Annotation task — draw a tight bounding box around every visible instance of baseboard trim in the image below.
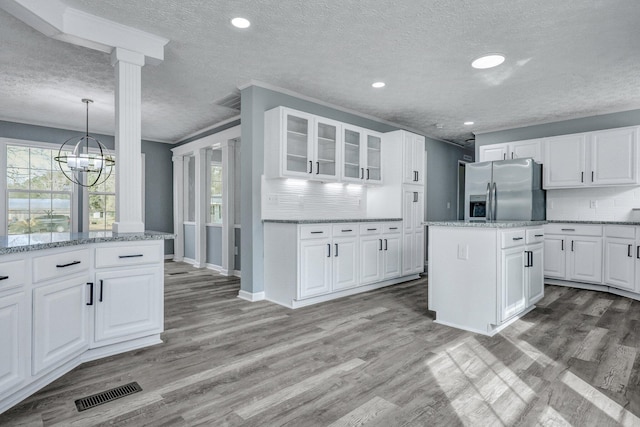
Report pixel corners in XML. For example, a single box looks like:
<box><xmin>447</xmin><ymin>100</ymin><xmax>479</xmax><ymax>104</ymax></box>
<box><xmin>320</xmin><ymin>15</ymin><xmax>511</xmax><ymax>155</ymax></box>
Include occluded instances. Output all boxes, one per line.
<box><xmin>238</xmin><ymin>290</ymin><xmax>265</xmax><ymax>302</ymax></box>
<box><xmin>164</xmin><ymin>254</ymin><xmax>175</xmax><ymax>260</ymax></box>
<box><xmin>545</xmin><ymin>278</ymin><xmax>640</xmax><ymax>301</ymax></box>
<box><xmin>434</xmin><ymin>305</ymin><xmax>536</xmax><ymax>337</ymax></box>
<box><xmin>181</xmin><ymin>257</ymin><xmax>196</xmax><ymax>265</ymax></box>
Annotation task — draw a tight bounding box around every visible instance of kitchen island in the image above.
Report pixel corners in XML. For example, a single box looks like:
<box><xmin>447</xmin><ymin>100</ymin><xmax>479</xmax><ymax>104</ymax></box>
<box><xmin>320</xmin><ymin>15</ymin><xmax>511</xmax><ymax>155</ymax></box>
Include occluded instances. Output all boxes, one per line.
<box><xmin>426</xmin><ymin>221</ymin><xmax>546</xmax><ymax>336</ymax></box>
<box><xmin>0</xmin><ymin>231</ymin><xmax>174</xmax><ymax>414</ymax></box>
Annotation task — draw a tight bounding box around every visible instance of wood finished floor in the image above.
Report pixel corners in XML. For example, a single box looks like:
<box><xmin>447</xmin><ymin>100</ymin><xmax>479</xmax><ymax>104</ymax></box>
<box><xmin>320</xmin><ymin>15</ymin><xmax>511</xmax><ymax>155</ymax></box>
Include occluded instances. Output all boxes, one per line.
<box><xmin>2</xmin><ymin>262</ymin><xmax>640</xmax><ymax>426</ymax></box>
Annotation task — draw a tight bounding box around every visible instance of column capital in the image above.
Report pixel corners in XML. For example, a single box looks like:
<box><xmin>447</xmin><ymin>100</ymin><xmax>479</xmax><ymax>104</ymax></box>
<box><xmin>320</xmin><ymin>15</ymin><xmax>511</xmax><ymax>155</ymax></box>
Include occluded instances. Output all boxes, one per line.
<box><xmin>110</xmin><ymin>47</ymin><xmax>145</xmax><ymax>67</ymax></box>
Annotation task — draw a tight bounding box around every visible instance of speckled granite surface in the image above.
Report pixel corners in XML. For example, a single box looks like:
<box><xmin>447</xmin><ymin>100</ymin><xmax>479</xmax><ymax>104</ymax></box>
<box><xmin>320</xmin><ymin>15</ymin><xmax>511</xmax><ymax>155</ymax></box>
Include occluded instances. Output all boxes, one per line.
<box><xmin>0</xmin><ymin>230</ymin><xmax>175</xmax><ymax>255</ymax></box>
<box><xmin>263</xmin><ymin>218</ymin><xmax>402</xmax><ymax>224</ymax></box>
<box><xmin>547</xmin><ymin>220</ymin><xmax>640</xmax><ymax>225</ymax></box>
<box><xmin>424</xmin><ymin>220</ymin><xmax>548</xmax><ymax>228</ymax></box>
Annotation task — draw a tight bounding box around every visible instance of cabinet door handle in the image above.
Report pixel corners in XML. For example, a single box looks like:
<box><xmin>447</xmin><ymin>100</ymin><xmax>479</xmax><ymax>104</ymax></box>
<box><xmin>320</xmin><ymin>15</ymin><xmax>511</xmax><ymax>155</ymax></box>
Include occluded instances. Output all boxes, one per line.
<box><xmin>341</xmin><ymin>229</ymin><xmax>352</xmax><ymax>232</ymax></box>
<box><xmin>335</xmin><ymin>243</ymin><xmax>338</xmax><ymax>257</ymax></box>
<box><xmin>384</xmin><ymin>239</ymin><xmax>388</xmax><ymax>250</ymax></box>
<box><xmin>367</xmin><ymin>228</ymin><xmax>377</xmax><ymax>231</ymax></box>
<box><xmin>379</xmin><ymin>239</ymin><xmax>383</xmax><ymax>251</ymax></box>
<box><xmin>389</xmin><ymin>227</ymin><xmax>398</xmax><ymax>230</ymax></box>
<box><xmin>0</xmin><ymin>275</ymin><xmax>8</xmax><ymax>281</ymax></box>
<box><xmin>629</xmin><ymin>244</ymin><xmax>633</xmax><ymax>257</ymax></box>
<box><xmin>86</xmin><ymin>282</ymin><xmax>93</xmax><ymax>306</ymax></box>
<box><xmin>535</xmin><ymin>234</ymin><xmax>544</xmax><ymax>237</ymax></box>
<box><xmin>637</xmin><ymin>245</ymin><xmax>639</xmax><ymax>259</ymax></box>
<box><xmin>524</xmin><ymin>251</ymin><xmax>530</xmax><ymax>267</ymax></box>
<box><xmin>591</xmin><ymin>171</ymin><xmax>594</xmax><ymax>182</ymax></box>
<box><xmin>316</xmin><ymin>161</ymin><xmax>320</xmax><ymax>175</ymax></box>
<box><xmin>561</xmin><ymin>228</ymin><xmax>575</xmax><ymax>232</ymax></box>
<box><xmin>56</xmin><ymin>260</ymin><xmax>81</xmax><ymax>268</ymax></box>
<box><xmin>310</xmin><ymin>231</ymin><xmax>324</xmax><ymax>234</ymax></box>
<box><xmin>511</xmin><ymin>152</ymin><xmax>514</xmax><ymax>159</ymax></box>
<box><xmin>503</xmin><ymin>153</ymin><xmax>506</xmax><ymax>160</ymax></box>
<box><xmin>308</xmin><ymin>160</ymin><xmax>313</xmax><ymax>174</ymax></box>
<box><xmin>366</xmin><ymin>169</ymin><xmax>370</xmax><ymax>180</ymax></box>
<box><xmin>99</xmin><ymin>279</ymin><xmax>104</xmax><ymax>302</ymax></box>
<box><xmin>414</xmin><ymin>192</ymin><xmax>418</xmax><ymax>202</ymax></box>
<box><xmin>561</xmin><ymin>240</ymin><xmax>564</xmax><ymax>251</ymax></box>
<box><xmin>530</xmin><ymin>251</ymin><xmax>534</xmax><ymax>267</ymax></box>
<box><xmin>581</xmin><ymin>172</ymin><xmax>584</xmax><ymax>182</ymax></box>
<box><xmin>360</xmin><ymin>168</ymin><xmax>364</xmax><ymax>179</ymax></box>
<box><xmin>512</xmin><ymin>237</ymin><xmax>523</xmax><ymax>241</ymax></box>
<box><xmin>119</xmin><ymin>254</ymin><xmax>143</xmax><ymax>259</ymax></box>
<box><xmin>571</xmin><ymin>240</ymin><xmax>574</xmax><ymax>251</ymax></box>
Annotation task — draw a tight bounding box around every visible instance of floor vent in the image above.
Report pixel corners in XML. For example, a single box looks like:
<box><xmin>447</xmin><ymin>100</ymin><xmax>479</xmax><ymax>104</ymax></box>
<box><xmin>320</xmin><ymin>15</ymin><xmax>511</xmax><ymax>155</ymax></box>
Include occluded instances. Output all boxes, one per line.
<box><xmin>75</xmin><ymin>382</ymin><xmax>142</xmax><ymax>412</ymax></box>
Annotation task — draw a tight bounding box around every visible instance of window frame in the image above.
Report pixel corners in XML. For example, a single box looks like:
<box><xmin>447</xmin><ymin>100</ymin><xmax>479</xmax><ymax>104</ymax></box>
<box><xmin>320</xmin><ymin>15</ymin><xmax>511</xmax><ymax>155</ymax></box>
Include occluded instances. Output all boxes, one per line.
<box><xmin>1</xmin><ymin>138</ymin><xmax>80</xmax><ymax>235</ymax></box>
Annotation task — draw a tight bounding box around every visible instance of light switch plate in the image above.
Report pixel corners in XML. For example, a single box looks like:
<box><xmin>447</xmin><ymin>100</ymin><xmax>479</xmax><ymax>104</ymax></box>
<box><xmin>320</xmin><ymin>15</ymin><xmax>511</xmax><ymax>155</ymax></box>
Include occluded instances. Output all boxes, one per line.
<box><xmin>457</xmin><ymin>244</ymin><xmax>469</xmax><ymax>260</ymax></box>
<box><xmin>590</xmin><ymin>200</ymin><xmax>598</xmax><ymax>208</ymax></box>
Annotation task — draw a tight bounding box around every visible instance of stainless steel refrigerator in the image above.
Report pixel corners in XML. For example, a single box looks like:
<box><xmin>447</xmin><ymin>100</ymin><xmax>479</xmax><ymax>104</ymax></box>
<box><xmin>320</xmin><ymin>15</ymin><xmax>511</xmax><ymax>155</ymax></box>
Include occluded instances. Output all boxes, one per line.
<box><xmin>464</xmin><ymin>158</ymin><xmax>545</xmax><ymax>221</ymax></box>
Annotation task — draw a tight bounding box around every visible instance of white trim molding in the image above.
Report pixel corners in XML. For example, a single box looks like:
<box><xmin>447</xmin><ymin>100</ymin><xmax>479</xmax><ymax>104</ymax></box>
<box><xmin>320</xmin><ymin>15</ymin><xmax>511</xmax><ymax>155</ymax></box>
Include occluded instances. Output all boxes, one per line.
<box><xmin>237</xmin><ymin>290</ymin><xmax>265</xmax><ymax>302</ymax></box>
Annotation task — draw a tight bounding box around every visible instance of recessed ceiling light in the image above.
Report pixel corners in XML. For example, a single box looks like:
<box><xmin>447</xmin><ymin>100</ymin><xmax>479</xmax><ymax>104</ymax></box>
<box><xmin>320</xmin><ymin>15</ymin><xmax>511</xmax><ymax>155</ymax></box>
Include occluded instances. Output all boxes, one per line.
<box><xmin>372</xmin><ymin>82</ymin><xmax>386</xmax><ymax>88</ymax></box>
<box><xmin>464</xmin><ymin>121</ymin><xmax>474</xmax><ymax>125</ymax></box>
<box><xmin>231</xmin><ymin>17</ymin><xmax>251</xmax><ymax>29</ymax></box>
<box><xmin>471</xmin><ymin>54</ymin><xmax>505</xmax><ymax>69</ymax></box>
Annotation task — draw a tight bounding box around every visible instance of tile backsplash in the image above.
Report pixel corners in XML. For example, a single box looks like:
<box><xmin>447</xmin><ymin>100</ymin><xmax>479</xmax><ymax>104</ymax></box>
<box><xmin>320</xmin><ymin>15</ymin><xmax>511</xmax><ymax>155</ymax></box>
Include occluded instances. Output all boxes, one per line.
<box><xmin>547</xmin><ymin>186</ymin><xmax>640</xmax><ymax>221</ymax></box>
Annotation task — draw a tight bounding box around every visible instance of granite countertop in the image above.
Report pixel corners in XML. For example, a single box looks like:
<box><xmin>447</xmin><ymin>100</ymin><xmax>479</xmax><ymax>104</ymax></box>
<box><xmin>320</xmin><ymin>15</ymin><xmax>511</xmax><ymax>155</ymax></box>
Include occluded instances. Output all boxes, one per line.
<box><xmin>0</xmin><ymin>230</ymin><xmax>175</xmax><ymax>255</ymax></box>
<box><xmin>547</xmin><ymin>220</ymin><xmax>640</xmax><ymax>225</ymax></box>
<box><xmin>263</xmin><ymin>218</ymin><xmax>402</xmax><ymax>224</ymax></box>
<box><xmin>424</xmin><ymin>220</ymin><xmax>548</xmax><ymax>228</ymax></box>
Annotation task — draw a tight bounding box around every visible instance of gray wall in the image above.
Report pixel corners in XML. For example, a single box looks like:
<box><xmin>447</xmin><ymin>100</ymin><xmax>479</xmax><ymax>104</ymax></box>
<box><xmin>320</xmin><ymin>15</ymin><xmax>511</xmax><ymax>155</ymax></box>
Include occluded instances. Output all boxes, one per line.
<box><xmin>475</xmin><ymin>109</ymin><xmax>640</xmax><ymax>157</ymax></box>
<box><xmin>240</xmin><ymin>85</ymin><xmax>470</xmax><ymax>294</ymax></box>
<box><xmin>183</xmin><ymin>223</ymin><xmax>195</xmax><ymax>259</ymax></box>
<box><xmin>206</xmin><ymin>225</ymin><xmax>222</xmax><ymax>266</ymax></box>
<box><xmin>0</xmin><ymin>120</ymin><xmax>175</xmax><ymax>255</ymax></box>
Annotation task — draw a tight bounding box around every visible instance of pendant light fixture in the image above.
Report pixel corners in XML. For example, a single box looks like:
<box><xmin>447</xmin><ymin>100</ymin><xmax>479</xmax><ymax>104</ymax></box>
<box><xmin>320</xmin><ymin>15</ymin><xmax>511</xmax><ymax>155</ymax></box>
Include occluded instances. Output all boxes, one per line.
<box><xmin>54</xmin><ymin>99</ymin><xmax>115</xmax><ymax>188</ymax></box>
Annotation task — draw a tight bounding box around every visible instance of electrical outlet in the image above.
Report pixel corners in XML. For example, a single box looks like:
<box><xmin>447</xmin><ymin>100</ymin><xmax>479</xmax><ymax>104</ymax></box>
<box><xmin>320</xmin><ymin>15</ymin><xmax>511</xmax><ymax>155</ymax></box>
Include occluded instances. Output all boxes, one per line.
<box><xmin>267</xmin><ymin>194</ymin><xmax>278</xmax><ymax>203</ymax></box>
<box><xmin>457</xmin><ymin>244</ymin><xmax>469</xmax><ymax>260</ymax></box>
<box><xmin>590</xmin><ymin>200</ymin><xmax>598</xmax><ymax>209</ymax></box>
<box><xmin>446</xmin><ymin>201</ymin><xmax>451</xmax><ymax>209</ymax></box>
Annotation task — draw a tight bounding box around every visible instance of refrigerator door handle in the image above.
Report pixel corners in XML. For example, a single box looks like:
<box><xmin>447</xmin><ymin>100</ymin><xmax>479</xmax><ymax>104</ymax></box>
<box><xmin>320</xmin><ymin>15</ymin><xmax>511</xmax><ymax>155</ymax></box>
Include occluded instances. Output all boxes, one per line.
<box><xmin>491</xmin><ymin>182</ymin><xmax>497</xmax><ymax>221</ymax></box>
<box><xmin>485</xmin><ymin>183</ymin><xmax>492</xmax><ymax>221</ymax></box>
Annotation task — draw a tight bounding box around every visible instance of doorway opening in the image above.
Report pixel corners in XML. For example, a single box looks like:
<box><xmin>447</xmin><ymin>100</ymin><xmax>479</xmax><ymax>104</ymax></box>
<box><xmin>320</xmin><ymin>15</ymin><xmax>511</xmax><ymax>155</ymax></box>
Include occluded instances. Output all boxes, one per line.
<box><xmin>457</xmin><ymin>160</ymin><xmax>467</xmax><ymax>221</ymax></box>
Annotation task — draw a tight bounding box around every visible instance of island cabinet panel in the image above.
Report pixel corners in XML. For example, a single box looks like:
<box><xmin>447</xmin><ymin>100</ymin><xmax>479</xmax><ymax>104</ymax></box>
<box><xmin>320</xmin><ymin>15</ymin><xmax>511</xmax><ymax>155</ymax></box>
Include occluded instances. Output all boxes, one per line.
<box><xmin>428</xmin><ymin>224</ymin><xmax>544</xmax><ymax>336</ymax></box>
<box><xmin>32</xmin><ymin>275</ymin><xmax>89</xmax><ymax>376</ymax></box>
<box><xmin>0</xmin><ymin>291</ymin><xmax>27</xmax><ymax>398</ymax></box>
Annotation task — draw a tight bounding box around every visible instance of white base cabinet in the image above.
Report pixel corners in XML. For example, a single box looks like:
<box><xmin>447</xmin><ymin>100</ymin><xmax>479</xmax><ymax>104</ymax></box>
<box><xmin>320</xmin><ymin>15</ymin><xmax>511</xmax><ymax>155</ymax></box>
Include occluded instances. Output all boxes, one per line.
<box><xmin>0</xmin><ymin>238</ymin><xmax>167</xmax><ymax>415</ymax></box>
<box><xmin>264</xmin><ymin>221</ymin><xmax>417</xmax><ymax>308</ymax></box>
<box><xmin>428</xmin><ymin>225</ymin><xmax>544</xmax><ymax>336</ymax></box>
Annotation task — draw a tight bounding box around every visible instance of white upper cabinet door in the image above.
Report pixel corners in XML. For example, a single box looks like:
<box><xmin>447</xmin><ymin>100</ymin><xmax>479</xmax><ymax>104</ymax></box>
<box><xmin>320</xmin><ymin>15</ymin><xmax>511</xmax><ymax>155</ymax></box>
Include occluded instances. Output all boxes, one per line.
<box><xmin>403</xmin><ymin>133</ymin><xmax>425</xmax><ymax>184</ymax></box>
<box><xmin>590</xmin><ymin>127</ymin><xmax>638</xmax><ymax>186</ymax></box>
<box><xmin>313</xmin><ymin>118</ymin><xmax>340</xmax><ymax>181</ymax></box>
<box><xmin>478</xmin><ymin>144</ymin><xmax>508</xmax><ymax>162</ymax></box>
<box><xmin>603</xmin><ymin>238</ymin><xmax>636</xmax><ymax>291</ymax></box>
<box><xmin>543</xmin><ymin>134</ymin><xmax>587</xmax><ymax>189</ymax></box>
<box><xmin>364</xmin><ymin>132</ymin><xmax>383</xmax><ymax>184</ymax></box>
<box><xmin>341</xmin><ymin>126</ymin><xmax>364</xmax><ymax>183</ymax></box>
<box><xmin>510</xmin><ymin>139</ymin><xmax>543</xmax><ymax>163</ymax></box>
<box><xmin>283</xmin><ymin>111</ymin><xmax>314</xmax><ymax>178</ymax></box>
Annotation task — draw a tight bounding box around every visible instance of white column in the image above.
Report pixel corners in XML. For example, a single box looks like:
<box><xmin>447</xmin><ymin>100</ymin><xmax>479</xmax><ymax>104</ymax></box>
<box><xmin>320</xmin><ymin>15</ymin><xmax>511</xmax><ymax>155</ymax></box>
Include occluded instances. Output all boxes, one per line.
<box><xmin>172</xmin><ymin>155</ymin><xmax>184</xmax><ymax>261</ymax></box>
<box><xmin>221</xmin><ymin>140</ymin><xmax>235</xmax><ymax>275</ymax></box>
<box><xmin>194</xmin><ymin>148</ymin><xmax>207</xmax><ymax>268</ymax></box>
<box><xmin>111</xmin><ymin>47</ymin><xmax>145</xmax><ymax>233</ymax></box>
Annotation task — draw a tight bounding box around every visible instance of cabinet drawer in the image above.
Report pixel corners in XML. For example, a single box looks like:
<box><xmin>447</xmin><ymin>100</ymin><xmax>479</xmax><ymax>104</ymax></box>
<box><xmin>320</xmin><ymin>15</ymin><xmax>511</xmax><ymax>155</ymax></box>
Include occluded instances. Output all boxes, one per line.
<box><xmin>299</xmin><ymin>225</ymin><xmax>331</xmax><ymax>240</ymax></box>
<box><xmin>545</xmin><ymin>224</ymin><xmax>603</xmax><ymax>236</ymax></box>
<box><xmin>604</xmin><ymin>225</ymin><xmax>635</xmax><ymax>239</ymax></box>
<box><xmin>0</xmin><ymin>260</ymin><xmax>26</xmax><ymax>292</ymax></box>
<box><xmin>383</xmin><ymin>223</ymin><xmax>402</xmax><ymax>234</ymax></box>
<box><xmin>332</xmin><ymin>224</ymin><xmax>357</xmax><ymax>237</ymax></box>
<box><xmin>33</xmin><ymin>249</ymin><xmax>90</xmax><ymax>283</ymax></box>
<box><xmin>526</xmin><ymin>228</ymin><xmax>545</xmax><ymax>244</ymax></box>
<box><xmin>501</xmin><ymin>230</ymin><xmax>526</xmax><ymax>248</ymax></box>
<box><xmin>359</xmin><ymin>224</ymin><xmax>382</xmax><ymax>235</ymax></box>
<box><xmin>95</xmin><ymin>243</ymin><xmax>163</xmax><ymax>269</ymax></box>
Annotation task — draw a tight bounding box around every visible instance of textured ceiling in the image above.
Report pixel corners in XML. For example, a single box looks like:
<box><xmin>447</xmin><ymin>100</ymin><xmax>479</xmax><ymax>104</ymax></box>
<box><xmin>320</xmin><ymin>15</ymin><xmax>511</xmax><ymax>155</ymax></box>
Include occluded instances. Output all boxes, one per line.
<box><xmin>1</xmin><ymin>0</ymin><xmax>639</xmax><ymax>145</ymax></box>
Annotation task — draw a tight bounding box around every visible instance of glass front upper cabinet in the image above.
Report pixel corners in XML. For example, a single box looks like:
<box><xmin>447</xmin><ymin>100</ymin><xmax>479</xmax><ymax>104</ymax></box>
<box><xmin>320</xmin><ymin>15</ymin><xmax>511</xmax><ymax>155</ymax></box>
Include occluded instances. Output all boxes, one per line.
<box><xmin>342</xmin><ymin>127</ymin><xmax>362</xmax><ymax>182</ymax></box>
<box><xmin>284</xmin><ymin>112</ymin><xmax>312</xmax><ymax>176</ymax></box>
<box><xmin>314</xmin><ymin>119</ymin><xmax>338</xmax><ymax>180</ymax></box>
<box><xmin>366</xmin><ymin>134</ymin><xmax>382</xmax><ymax>182</ymax></box>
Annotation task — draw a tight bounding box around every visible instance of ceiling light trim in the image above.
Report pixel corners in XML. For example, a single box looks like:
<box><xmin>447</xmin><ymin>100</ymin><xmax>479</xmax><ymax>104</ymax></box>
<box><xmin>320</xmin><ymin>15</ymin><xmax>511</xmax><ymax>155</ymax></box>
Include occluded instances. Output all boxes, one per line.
<box><xmin>471</xmin><ymin>54</ymin><xmax>505</xmax><ymax>69</ymax></box>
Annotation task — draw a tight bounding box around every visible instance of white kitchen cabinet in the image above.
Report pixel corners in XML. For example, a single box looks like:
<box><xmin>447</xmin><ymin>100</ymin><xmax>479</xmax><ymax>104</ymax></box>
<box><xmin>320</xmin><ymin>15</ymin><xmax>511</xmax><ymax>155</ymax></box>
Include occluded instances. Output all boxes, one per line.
<box><xmin>0</xmin><ymin>291</ymin><xmax>27</xmax><ymax>397</ymax></box>
<box><xmin>402</xmin><ymin>132</ymin><xmax>425</xmax><ymax>185</ymax></box>
<box><xmin>501</xmin><ymin>246</ymin><xmax>526</xmax><ymax>322</ymax></box>
<box><xmin>527</xmin><ymin>243</ymin><xmax>544</xmax><ymax>305</ymax></box>
<box><xmin>382</xmin><ymin>227</ymin><xmax>402</xmax><ymax>279</ymax></box>
<box><xmin>544</xmin><ymin>224</ymin><xmax>603</xmax><ymax>285</ymax></box>
<box><xmin>332</xmin><ymin>235</ymin><xmax>358</xmax><ymax>291</ymax></box>
<box><xmin>604</xmin><ymin>237</ymin><xmax>635</xmax><ymax>291</ymax></box>
<box><xmin>402</xmin><ymin>188</ymin><xmax>424</xmax><ymax>275</ymax></box>
<box><xmin>341</xmin><ymin>126</ymin><xmax>383</xmax><ymax>184</ymax></box>
<box><xmin>478</xmin><ymin>140</ymin><xmax>542</xmax><ymax>163</ymax></box>
<box><xmin>543</xmin><ymin>126</ymin><xmax>639</xmax><ymax>189</ymax></box>
<box><xmin>359</xmin><ymin>232</ymin><xmax>382</xmax><ymax>285</ymax></box>
<box><xmin>264</xmin><ymin>107</ymin><xmax>340</xmax><ymax>181</ymax></box>
<box><xmin>93</xmin><ymin>267</ymin><xmax>163</xmax><ymax>346</ymax></box>
<box><xmin>590</xmin><ymin>127</ymin><xmax>638</xmax><ymax>186</ymax></box>
<box><xmin>32</xmin><ymin>275</ymin><xmax>89</xmax><ymax>375</ymax></box>
<box><xmin>299</xmin><ymin>238</ymin><xmax>332</xmax><ymax>298</ymax></box>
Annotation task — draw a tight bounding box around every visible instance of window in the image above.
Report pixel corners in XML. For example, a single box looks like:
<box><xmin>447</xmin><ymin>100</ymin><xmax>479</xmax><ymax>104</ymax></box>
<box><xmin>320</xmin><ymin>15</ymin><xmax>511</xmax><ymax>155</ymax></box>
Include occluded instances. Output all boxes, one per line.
<box><xmin>210</xmin><ymin>163</ymin><xmax>222</xmax><ymax>223</ymax></box>
<box><xmin>87</xmin><ymin>169</ymin><xmax>116</xmax><ymax>231</ymax></box>
<box><xmin>6</xmin><ymin>145</ymin><xmax>73</xmax><ymax>234</ymax></box>
<box><xmin>184</xmin><ymin>155</ymin><xmax>195</xmax><ymax>222</ymax></box>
